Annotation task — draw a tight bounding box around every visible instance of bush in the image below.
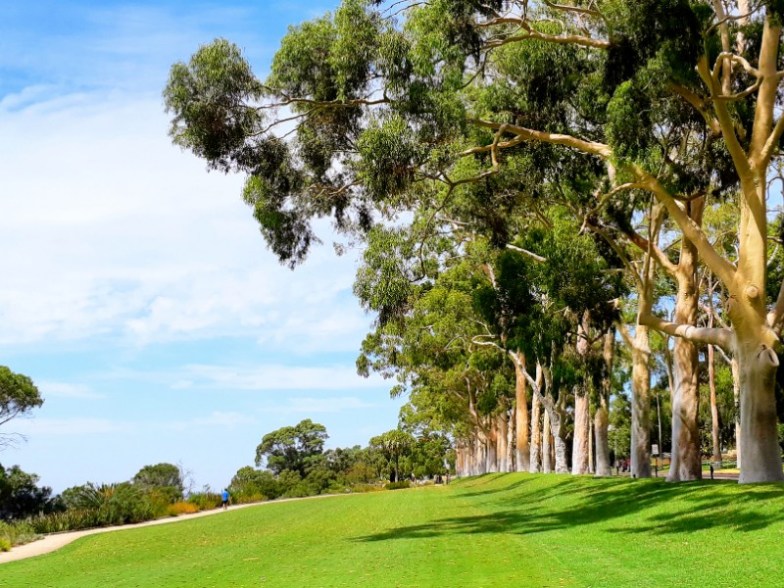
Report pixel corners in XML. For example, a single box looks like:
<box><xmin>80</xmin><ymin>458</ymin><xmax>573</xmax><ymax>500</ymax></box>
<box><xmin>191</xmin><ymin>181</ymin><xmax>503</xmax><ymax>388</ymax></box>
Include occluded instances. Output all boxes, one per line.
<box><xmin>231</xmin><ymin>491</ymin><xmax>266</xmax><ymax>505</ymax></box>
<box><xmin>166</xmin><ymin>501</ymin><xmax>199</xmax><ymax>516</ymax></box>
<box><xmin>385</xmin><ymin>481</ymin><xmax>411</xmax><ymax>490</ymax></box>
<box><xmin>187</xmin><ymin>492</ymin><xmax>222</xmax><ymax>511</ymax></box>
<box><xmin>0</xmin><ymin>537</ymin><xmax>10</xmax><ymax>552</ymax></box>
<box><xmin>349</xmin><ymin>483</ymin><xmax>384</xmax><ymax>493</ymax></box>
<box><xmin>0</xmin><ymin>520</ymin><xmax>39</xmax><ymax>548</ymax></box>
<box><xmin>28</xmin><ymin>510</ymin><xmax>96</xmax><ymax>534</ymax></box>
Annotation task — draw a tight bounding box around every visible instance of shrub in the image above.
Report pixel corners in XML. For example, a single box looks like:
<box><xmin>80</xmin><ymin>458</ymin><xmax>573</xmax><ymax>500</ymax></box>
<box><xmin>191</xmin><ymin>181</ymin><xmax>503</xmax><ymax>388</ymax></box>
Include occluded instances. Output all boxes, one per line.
<box><xmin>385</xmin><ymin>481</ymin><xmax>411</xmax><ymax>490</ymax></box>
<box><xmin>0</xmin><ymin>537</ymin><xmax>10</xmax><ymax>552</ymax></box>
<box><xmin>187</xmin><ymin>492</ymin><xmax>222</xmax><ymax>511</ymax></box>
<box><xmin>348</xmin><ymin>483</ymin><xmax>384</xmax><ymax>493</ymax></box>
<box><xmin>0</xmin><ymin>520</ymin><xmax>39</xmax><ymax>548</ymax></box>
<box><xmin>166</xmin><ymin>501</ymin><xmax>199</xmax><ymax>516</ymax></box>
<box><xmin>231</xmin><ymin>491</ymin><xmax>266</xmax><ymax>505</ymax></box>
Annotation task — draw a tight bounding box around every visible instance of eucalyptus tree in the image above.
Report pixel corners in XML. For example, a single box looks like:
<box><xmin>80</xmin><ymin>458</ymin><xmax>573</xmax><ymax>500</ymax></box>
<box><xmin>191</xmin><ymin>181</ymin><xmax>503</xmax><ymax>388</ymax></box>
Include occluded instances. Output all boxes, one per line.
<box><xmin>165</xmin><ymin>0</ymin><xmax>784</xmax><ymax>482</ymax></box>
<box><xmin>355</xmin><ymin>222</ymin><xmax>517</xmax><ymax>475</ymax></box>
<box><xmin>399</xmin><ymin>0</ymin><xmax>784</xmax><ymax>483</ymax></box>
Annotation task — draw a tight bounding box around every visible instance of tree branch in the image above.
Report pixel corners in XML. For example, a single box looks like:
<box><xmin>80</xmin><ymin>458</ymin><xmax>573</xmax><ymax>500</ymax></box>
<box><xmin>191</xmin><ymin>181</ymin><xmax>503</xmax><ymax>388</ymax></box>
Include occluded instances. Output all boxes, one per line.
<box><xmin>506</xmin><ymin>243</ymin><xmax>547</xmax><ymax>263</ymax></box>
<box><xmin>469</xmin><ymin>119</ymin><xmax>612</xmax><ymax>158</ymax></box>
<box><xmin>635</xmin><ymin>170</ymin><xmax>736</xmax><ymax>287</ymax></box>
<box><xmin>639</xmin><ymin>311</ymin><xmax>732</xmax><ymax>351</ymax></box>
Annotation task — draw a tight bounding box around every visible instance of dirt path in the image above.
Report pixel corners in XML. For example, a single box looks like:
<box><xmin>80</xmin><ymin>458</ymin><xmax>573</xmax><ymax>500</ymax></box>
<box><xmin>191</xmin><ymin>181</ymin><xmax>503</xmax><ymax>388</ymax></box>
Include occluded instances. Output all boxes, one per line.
<box><xmin>0</xmin><ymin>495</ymin><xmax>340</xmax><ymax>565</ymax></box>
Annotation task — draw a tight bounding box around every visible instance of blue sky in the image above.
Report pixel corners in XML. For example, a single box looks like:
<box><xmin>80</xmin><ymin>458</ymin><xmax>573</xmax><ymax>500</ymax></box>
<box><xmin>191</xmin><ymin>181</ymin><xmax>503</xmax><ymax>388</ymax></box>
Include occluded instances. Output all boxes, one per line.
<box><xmin>0</xmin><ymin>0</ymin><xmax>404</xmax><ymax>493</ymax></box>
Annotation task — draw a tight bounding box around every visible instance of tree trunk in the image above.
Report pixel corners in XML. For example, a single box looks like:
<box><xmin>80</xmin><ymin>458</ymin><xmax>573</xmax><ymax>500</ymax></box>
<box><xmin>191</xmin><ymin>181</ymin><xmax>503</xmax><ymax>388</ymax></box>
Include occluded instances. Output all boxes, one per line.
<box><xmin>594</xmin><ymin>329</ymin><xmax>614</xmax><ymax>477</ymax></box>
<box><xmin>456</xmin><ymin>443</ymin><xmax>466</xmax><ymax>477</ymax></box>
<box><xmin>736</xmin><ymin>334</ymin><xmax>783</xmax><ymax>482</ymax></box>
<box><xmin>668</xmin><ymin>202</ymin><xmax>703</xmax><ymax>482</ymax></box>
<box><xmin>485</xmin><ymin>425</ymin><xmax>497</xmax><ymax>473</ymax></box>
<box><xmin>631</xmin><ymin>324</ymin><xmax>652</xmax><ymax>478</ymax></box>
<box><xmin>529</xmin><ymin>368</ymin><xmax>543</xmax><ymax>473</ymax></box>
<box><xmin>588</xmin><ymin>415</ymin><xmax>595</xmax><ymax>474</ymax></box>
<box><xmin>514</xmin><ymin>352</ymin><xmax>531</xmax><ymax>472</ymax></box>
<box><xmin>708</xmin><ymin>344</ymin><xmax>723</xmax><ymax>468</ymax></box>
<box><xmin>551</xmin><ymin>399</ymin><xmax>569</xmax><ymax>474</ymax></box>
<box><xmin>543</xmin><ymin>409</ymin><xmax>552</xmax><ymax>473</ymax></box>
<box><xmin>497</xmin><ymin>414</ymin><xmax>508</xmax><ymax>473</ymax></box>
<box><xmin>731</xmin><ymin>355</ymin><xmax>742</xmax><ymax>470</ymax></box>
<box><xmin>594</xmin><ymin>397</ymin><xmax>611</xmax><ymax>476</ymax></box>
<box><xmin>572</xmin><ymin>313</ymin><xmax>591</xmax><ymax>475</ymax></box>
<box><xmin>572</xmin><ymin>390</ymin><xmax>590</xmax><ymax>475</ymax></box>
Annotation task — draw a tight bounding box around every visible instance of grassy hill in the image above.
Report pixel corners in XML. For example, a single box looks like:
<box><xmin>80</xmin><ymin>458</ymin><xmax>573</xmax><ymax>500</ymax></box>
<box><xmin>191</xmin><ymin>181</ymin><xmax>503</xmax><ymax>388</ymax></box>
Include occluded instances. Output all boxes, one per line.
<box><xmin>3</xmin><ymin>473</ymin><xmax>784</xmax><ymax>587</ymax></box>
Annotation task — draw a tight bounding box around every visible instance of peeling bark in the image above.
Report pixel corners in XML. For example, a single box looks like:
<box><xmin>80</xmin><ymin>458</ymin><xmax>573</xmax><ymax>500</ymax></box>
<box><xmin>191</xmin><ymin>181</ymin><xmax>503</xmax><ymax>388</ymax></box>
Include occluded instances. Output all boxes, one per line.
<box><xmin>667</xmin><ymin>200</ymin><xmax>703</xmax><ymax>482</ymax></box>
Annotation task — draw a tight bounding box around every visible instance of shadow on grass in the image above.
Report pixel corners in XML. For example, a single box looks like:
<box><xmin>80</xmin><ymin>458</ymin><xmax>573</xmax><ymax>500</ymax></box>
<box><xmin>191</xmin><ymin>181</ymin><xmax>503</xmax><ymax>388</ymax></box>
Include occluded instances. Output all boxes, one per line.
<box><xmin>352</xmin><ymin>474</ymin><xmax>784</xmax><ymax>543</ymax></box>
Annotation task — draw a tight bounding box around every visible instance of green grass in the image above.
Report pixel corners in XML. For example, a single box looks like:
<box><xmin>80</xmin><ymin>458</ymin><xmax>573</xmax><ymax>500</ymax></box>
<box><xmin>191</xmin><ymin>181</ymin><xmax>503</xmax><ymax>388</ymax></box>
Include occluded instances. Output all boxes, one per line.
<box><xmin>4</xmin><ymin>474</ymin><xmax>784</xmax><ymax>587</ymax></box>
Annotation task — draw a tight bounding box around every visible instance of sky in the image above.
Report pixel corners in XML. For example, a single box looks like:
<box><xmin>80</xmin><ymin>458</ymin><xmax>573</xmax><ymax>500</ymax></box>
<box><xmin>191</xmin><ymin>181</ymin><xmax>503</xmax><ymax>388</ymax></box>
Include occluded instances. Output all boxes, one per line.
<box><xmin>0</xmin><ymin>0</ymin><xmax>405</xmax><ymax>493</ymax></box>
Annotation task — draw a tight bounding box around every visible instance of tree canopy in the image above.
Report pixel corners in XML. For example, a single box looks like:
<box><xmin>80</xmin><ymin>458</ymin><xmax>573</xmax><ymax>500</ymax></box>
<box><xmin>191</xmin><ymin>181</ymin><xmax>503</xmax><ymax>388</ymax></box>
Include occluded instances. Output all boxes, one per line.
<box><xmin>255</xmin><ymin>419</ymin><xmax>329</xmax><ymax>476</ymax></box>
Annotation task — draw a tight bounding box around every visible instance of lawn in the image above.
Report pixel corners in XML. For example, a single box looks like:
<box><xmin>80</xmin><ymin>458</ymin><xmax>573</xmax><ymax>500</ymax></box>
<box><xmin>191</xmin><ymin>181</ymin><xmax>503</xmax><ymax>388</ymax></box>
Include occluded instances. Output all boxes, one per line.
<box><xmin>3</xmin><ymin>474</ymin><xmax>784</xmax><ymax>587</ymax></box>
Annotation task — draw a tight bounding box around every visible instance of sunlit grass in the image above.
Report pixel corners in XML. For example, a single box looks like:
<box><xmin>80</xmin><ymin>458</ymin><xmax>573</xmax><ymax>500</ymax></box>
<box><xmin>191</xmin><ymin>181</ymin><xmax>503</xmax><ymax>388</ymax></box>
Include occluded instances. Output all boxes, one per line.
<box><xmin>3</xmin><ymin>474</ymin><xmax>784</xmax><ymax>587</ymax></box>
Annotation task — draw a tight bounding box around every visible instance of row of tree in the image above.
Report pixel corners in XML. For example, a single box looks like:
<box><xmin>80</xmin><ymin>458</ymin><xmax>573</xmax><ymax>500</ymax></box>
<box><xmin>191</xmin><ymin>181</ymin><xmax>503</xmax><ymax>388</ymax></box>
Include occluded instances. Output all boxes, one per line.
<box><xmin>165</xmin><ymin>0</ymin><xmax>784</xmax><ymax>483</ymax></box>
<box><xmin>230</xmin><ymin>419</ymin><xmax>454</xmax><ymax>501</ymax></box>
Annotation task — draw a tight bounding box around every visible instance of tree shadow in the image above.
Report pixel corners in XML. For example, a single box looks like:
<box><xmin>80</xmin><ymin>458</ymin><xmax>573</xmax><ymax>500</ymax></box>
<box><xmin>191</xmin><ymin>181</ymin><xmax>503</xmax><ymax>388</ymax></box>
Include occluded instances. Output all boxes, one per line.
<box><xmin>352</xmin><ymin>474</ymin><xmax>784</xmax><ymax>543</ymax></box>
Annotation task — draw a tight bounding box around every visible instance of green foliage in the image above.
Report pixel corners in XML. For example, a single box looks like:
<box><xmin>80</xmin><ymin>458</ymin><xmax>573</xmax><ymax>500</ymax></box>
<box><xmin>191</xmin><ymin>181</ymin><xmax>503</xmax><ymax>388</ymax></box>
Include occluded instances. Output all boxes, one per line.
<box><xmin>0</xmin><ymin>463</ymin><xmax>59</xmax><ymax>521</ymax></box>
<box><xmin>230</xmin><ymin>466</ymin><xmax>282</xmax><ymax>502</ymax></box>
<box><xmin>164</xmin><ymin>38</ymin><xmax>263</xmax><ymax>170</ymax></box>
<box><xmin>132</xmin><ymin>463</ymin><xmax>184</xmax><ymax>504</ymax></box>
<box><xmin>384</xmin><ymin>480</ymin><xmax>411</xmax><ymax>490</ymax></box>
<box><xmin>0</xmin><ymin>366</ymin><xmax>43</xmax><ymax>431</ymax></box>
<box><xmin>186</xmin><ymin>491</ymin><xmax>222</xmax><ymax>511</ymax></box>
<box><xmin>255</xmin><ymin>419</ymin><xmax>329</xmax><ymax>477</ymax></box>
<box><xmin>0</xmin><ymin>519</ymin><xmax>38</xmax><ymax>550</ymax></box>
<box><xmin>370</xmin><ymin>429</ymin><xmax>416</xmax><ymax>482</ymax></box>
<box><xmin>603</xmin><ymin>0</ymin><xmax>703</xmax><ymax>90</ymax></box>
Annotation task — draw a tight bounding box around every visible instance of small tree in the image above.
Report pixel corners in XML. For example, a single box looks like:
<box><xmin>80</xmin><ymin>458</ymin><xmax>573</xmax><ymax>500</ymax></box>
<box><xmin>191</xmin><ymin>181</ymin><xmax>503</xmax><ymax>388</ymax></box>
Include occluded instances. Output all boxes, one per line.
<box><xmin>255</xmin><ymin>419</ymin><xmax>328</xmax><ymax>477</ymax></box>
<box><xmin>132</xmin><ymin>463</ymin><xmax>184</xmax><ymax>503</ymax></box>
<box><xmin>370</xmin><ymin>429</ymin><xmax>415</xmax><ymax>483</ymax></box>
<box><xmin>0</xmin><ymin>366</ymin><xmax>43</xmax><ymax>447</ymax></box>
<box><xmin>0</xmin><ymin>463</ymin><xmax>59</xmax><ymax>520</ymax></box>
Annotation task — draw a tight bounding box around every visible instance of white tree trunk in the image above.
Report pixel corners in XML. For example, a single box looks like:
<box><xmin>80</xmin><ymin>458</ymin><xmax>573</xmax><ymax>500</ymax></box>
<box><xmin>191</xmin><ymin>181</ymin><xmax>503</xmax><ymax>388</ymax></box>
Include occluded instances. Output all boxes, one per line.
<box><xmin>708</xmin><ymin>344</ymin><xmax>723</xmax><ymax>468</ymax></box>
<box><xmin>736</xmin><ymin>337</ymin><xmax>784</xmax><ymax>483</ymax></box>
<box><xmin>529</xmin><ymin>374</ymin><xmax>542</xmax><ymax>473</ymax></box>
<box><xmin>543</xmin><ymin>409</ymin><xmax>552</xmax><ymax>473</ymax></box>
<box><xmin>572</xmin><ymin>390</ymin><xmax>590</xmax><ymax>475</ymax></box>
<box><xmin>731</xmin><ymin>355</ymin><xmax>742</xmax><ymax>470</ymax></box>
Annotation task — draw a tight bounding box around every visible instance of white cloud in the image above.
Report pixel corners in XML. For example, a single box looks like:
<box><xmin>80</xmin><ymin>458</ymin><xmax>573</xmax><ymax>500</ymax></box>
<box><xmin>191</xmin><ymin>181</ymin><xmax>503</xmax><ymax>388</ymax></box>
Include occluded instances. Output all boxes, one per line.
<box><xmin>38</xmin><ymin>381</ymin><xmax>104</xmax><ymax>400</ymax></box>
<box><xmin>11</xmin><ymin>418</ymin><xmax>134</xmax><ymax>436</ymax></box>
<box><xmin>275</xmin><ymin>396</ymin><xmax>379</xmax><ymax>414</ymax></box>
<box><xmin>163</xmin><ymin>411</ymin><xmax>257</xmax><ymax>432</ymax></box>
<box><xmin>0</xmin><ymin>91</ymin><xmax>369</xmax><ymax>353</ymax></box>
<box><xmin>171</xmin><ymin>363</ymin><xmax>383</xmax><ymax>391</ymax></box>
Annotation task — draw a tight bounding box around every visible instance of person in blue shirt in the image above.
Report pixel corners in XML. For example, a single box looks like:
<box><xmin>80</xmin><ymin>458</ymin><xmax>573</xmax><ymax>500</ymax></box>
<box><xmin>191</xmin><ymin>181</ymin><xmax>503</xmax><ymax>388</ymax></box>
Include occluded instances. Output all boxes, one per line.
<box><xmin>221</xmin><ymin>489</ymin><xmax>230</xmax><ymax>510</ymax></box>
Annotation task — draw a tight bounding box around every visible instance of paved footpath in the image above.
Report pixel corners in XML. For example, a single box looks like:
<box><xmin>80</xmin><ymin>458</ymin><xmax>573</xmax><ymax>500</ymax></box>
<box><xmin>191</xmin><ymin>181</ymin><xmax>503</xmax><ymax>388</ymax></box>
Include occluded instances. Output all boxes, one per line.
<box><xmin>0</xmin><ymin>495</ymin><xmax>340</xmax><ymax>565</ymax></box>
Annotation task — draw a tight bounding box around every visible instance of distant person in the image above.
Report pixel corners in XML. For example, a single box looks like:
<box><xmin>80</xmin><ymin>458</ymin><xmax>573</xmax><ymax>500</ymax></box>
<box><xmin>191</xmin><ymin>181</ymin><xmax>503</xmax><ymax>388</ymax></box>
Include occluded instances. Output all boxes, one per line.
<box><xmin>221</xmin><ymin>489</ymin><xmax>230</xmax><ymax>510</ymax></box>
